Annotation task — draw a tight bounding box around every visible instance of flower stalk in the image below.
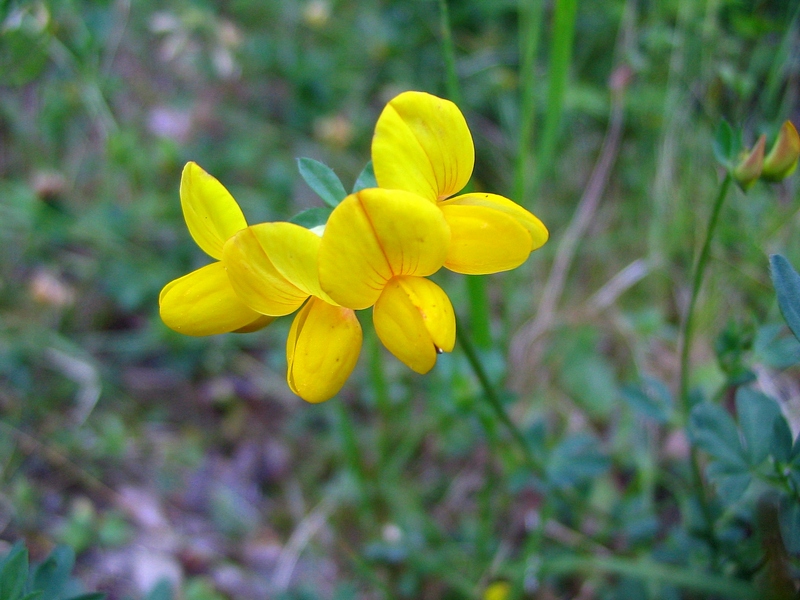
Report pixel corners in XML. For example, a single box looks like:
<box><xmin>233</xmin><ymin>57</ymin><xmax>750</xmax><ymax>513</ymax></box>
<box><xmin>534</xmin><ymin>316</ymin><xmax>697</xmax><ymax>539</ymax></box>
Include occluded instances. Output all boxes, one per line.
<box><xmin>678</xmin><ymin>172</ymin><xmax>732</xmax><ymax>417</ymax></box>
<box><xmin>456</xmin><ymin>315</ymin><xmax>539</xmax><ymax>470</ymax></box>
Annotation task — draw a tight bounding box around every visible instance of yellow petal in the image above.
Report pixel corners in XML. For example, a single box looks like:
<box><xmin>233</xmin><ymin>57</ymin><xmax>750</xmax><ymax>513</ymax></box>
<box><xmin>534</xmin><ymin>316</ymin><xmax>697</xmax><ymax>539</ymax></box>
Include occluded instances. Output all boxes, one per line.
<box><xmin>373</xmin><ymin>276</ymin><xmax>455</xmax><ymax>374</ymax></box>
<box><xmin>286</xmin><ymin>298</ymin><xmax>362</xmax><ymax>403</ymax></box>
<box><xmin>319</xmin><ymin>188</ymin><xmax>451</xmax><ymax>310</ymax></box>
<box><xmin>181</xmin><ymin>162</ymin><xmax>247</xmax><ymax>260</ymax></box>
<box><xmin>222</xmin><ymin>227</ymin><xmax>309</xmax><ymax>316</ymax></box>
<box><xmin>233</xmin><ymin>314</ymin><xmax>275</xmax><ymax>333</ymax></box>
<box><xmin>159</xmin><ymin>262</ymin><xmax>262</xmax><ymax>336</ymax></box>
<box><xmin>372</xmin><ymin>91</ymin><xmax>474</xmax><ymax>201</ymax></box>
<box><xmin>246</xmin><ymin>222</ymin><xmax>335</xmax><ymax>303</ymax></box>
<box><xmin>440</xmin><ymin>193</ymin><xmax>549</xmax><ymax>250</ymax></box>
<box><xmin>439</xmin><ymin>203</ymin><xmax>532</xmax><ymax>275</ymax></box>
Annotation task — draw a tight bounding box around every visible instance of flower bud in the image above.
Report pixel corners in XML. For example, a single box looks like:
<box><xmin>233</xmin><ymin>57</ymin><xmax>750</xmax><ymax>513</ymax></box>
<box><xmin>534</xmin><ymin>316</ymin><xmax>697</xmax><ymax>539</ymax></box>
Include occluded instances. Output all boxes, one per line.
<box><xmin>732</xmin><ymin>134</ymin><xmax>765</xmax><ymax>191</ymax></box>
<box><xmin>761</xmin><ymin>121</ymin><xmax>800</xmax><ymax>182</ymax></box>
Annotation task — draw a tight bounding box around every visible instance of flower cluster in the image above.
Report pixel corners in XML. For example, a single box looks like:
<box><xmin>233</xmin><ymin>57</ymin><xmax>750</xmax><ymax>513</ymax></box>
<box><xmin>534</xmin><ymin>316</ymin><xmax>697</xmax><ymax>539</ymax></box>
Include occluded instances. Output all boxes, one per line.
<box><xmin>160</xmin><ymin>91</ymin><xmax>549</xmax><ymax>402</ymax></box>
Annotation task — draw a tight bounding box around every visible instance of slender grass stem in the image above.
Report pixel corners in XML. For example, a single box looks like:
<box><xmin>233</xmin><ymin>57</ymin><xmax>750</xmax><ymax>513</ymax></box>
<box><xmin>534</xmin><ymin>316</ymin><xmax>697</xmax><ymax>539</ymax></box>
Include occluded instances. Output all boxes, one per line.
<box><xmin>534</xmin><ymin>0</ymin><xmax>578</xmax><ymax>198</ymax></box>
<box><xmin>514</xmin><ymin>0</ymin><xmax>544</xmax><ymax>205</ymax></box>
<box><xmin>466</xmin><ymin>276</ymin><xmax>492</xmax><ymax>348</ymax></box>
<box><xmin>678</xmin><ymin>172</ymin><xmax>732</xmax><ymax>416</ymax></box>
<box><xmin>437</xmin><ymin>0</ymin><xmax>462</xmax><ymax>106</ymax></box>
<box><xmin>367</xmin><ymin>328</ymin><xmax>391</xmax><ymax>465</ymax></box>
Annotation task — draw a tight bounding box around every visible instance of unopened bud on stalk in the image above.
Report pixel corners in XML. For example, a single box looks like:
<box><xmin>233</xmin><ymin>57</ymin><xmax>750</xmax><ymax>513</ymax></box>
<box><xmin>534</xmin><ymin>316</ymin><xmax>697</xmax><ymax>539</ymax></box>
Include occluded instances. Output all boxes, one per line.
<box><xmin>761</xmin><ymin>121</ymin><xmax>800</xmax><ymax>182</ymax></box>
<box><xmin>733</xmin><ymin>134</ymin><xmax>765</xmax><ymax>191</ymax></box>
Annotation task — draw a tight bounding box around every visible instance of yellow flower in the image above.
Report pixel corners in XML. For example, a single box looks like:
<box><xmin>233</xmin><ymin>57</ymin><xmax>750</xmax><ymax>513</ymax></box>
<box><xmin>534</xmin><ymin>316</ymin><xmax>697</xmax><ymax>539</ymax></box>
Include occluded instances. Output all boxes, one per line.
<box><xmin>222</xmin><ymin>221</ymin><xmax>362</xmax><ymax>403</ymax></box>
<box><xmin>319</xmin><ymin>188</ymin><xmax>455</xmax><ymax>374</ymax></box>
<box><xmin>159</xmin><ymin>162</ymin><xmax>272</xmax><ymax>336</ymax></box>
<box><xmin>371</xmin><ymin>90</ymin><xmax>549</xmax><ymax>274</ymax></box>
<box><xmin>483</xmin><ymin>581</ymin><xmax>511</xmax><ymax>600</ymax></box>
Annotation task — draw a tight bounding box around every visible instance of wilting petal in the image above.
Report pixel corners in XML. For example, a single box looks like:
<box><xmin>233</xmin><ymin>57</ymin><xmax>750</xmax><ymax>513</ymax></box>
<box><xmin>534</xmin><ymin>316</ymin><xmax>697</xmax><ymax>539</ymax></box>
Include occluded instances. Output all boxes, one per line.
<box><xmin>286</xmin><ymin>298</ymin><xmax>362</xmax><ymax>403</ymax></box>
<box><xmin>246</xmin><ymin>222</ymin><xmax>335</xmax><ymax>303</ymax></box>
<box><xmin>159</xmin><ymin>262</ymin><xmax>262</xmax><ymax>336</ymax></box>
<box><xmin>222</xmin><ymin>227</ymin><xmax>309</xmax><ymax>316</ymax></box>
<box><xmin>762</xmin><ymin>121</ymin><xmax>800</xmax><ymax>182</ymax></box>
<box><xmin>440</xmin><ymin>193</ymin><xmax>549</xmax><ymax>250</ymax></box>
<box><xmin>733</xmin><ymin>135</ymin><xmax>765</xmax><ymax>191</ymax></box>
<box><xmin>372</xmin><ymin>91</ymin><xmax>474</xmax><ymax>202</ymax></box>
<box><xmin>440</xmin><ymin>203</ymin><xmax>532</xmax><ymax>275</ymax></box>
<box><xmin>181</xmin><ymin>162</ymin><xmax>248</xmax><ymax>260</ymax></box>
<box><xmin>319</xmin><ymin>188</ymin><xmax>451</xmax><ymax>310</ymax></box>
<box><xmin>373</xmin><ymin>276</ymin><xmax>455</xmax><ymax>374</ymax></box>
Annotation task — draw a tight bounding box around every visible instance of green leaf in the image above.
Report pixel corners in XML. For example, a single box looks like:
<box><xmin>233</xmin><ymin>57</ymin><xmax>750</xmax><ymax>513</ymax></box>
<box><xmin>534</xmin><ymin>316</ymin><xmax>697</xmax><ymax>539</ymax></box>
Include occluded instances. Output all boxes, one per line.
<box><xmin>0</xmin><ymin>543</ymin><xmax>28</xmax><ymax>600</ymax></box>
<box><xmin>770</xmin><ymin>254</ymin><xmax>800</xmax><ymax>344</ymax></box>
<box><xmin>296</xmin><ymin>158</ymin><xmax>347</xmax><ymax>208</ymax></box>
<box><xmin>146</xmin><ymin>579</ymin><xmax>173</xmax><ymax>600</ymax></box>
<box><xmin>620</xmin><ymin>376</ymin><xmax>672</xmax><ymax>423</ymax></box>
<box><xmin>352</xmin><ymin>161</ymin><xmax>377</xmax><ymax>192</ymax></box>
<box><xmin>288</xmin><ymin>207</ymin><xmax>332</xmax><ymax>230</ymax></box>
<box><xmin>32</xmin><ymin>546</ymin><xmax>75</xmax><ymax>598</ymax></box>
<box><xmin>688</xmin><ymin>403</ymin><xmax>748</xmax><ymax>469</ymax></box>
<box><xmin>65</xmin><ymin>594</ymin><xmax>105</xmax><ymax>600</ymax></box>
<box><xmin>735</xmin><ymin>387</ymin><xmax>782</xmax><ymax>466</ymax></box>
<box><xmin>772</xmin><ymin>416</ymin><xmax>793</xmax><ymax>463</ymax></box>
<box><xmin>779</xmin><ymin>499</ymin><xmax>800</xmax><ymax>554</ymax></box>
<box><xmin>713</xmin><ymin>120</ymin><xmax>735</xmax><ymax>167</ymax></box>
<box><xmin>546</xmin><ymin>434</ymin><xmax>610</xmax><ymax>488</ymax></box>
<box><xmin>707</xmin><ymin>461</ymin><xmax>751</xmax><ymax>503</ymax></box>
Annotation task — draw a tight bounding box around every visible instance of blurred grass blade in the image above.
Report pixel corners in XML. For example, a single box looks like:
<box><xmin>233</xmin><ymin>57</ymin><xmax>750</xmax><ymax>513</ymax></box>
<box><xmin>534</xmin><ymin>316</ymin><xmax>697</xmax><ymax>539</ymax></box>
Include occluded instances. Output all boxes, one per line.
<box><xmin>297</xmin><ymin>157</ymin><xmax>348</xmax><ymax>208</ymax></box>
<box><xmin>770</xmin><ymin>254</ymin><xmax>800</xmax><ymax>343</ymax></box>
<box><xmin>543</xmin><ymin>555</ymin><xmax>759</xmax><ymax>599</ymax></box>
<box><xmin>437</xmin><ymin>0</ymin><xmax>462</xmax><ymax>105</ymax></box>
<box><xmin>514</xmin><ymin>0</ymin><xmax>544</xmax><ymax>206</ymax></box>
<box><xmin>535</xmin><ymin>0</ymin><xmax>578</xmax><ymax>193</ymax></box>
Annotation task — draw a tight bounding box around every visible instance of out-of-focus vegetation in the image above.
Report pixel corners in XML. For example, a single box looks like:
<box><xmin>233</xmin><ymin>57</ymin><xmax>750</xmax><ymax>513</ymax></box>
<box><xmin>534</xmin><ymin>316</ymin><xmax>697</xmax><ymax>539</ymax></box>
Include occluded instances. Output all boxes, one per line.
<box><xmin>1</xmin><ymin>0</ymin><xmax>800</xmax><ymax>598</ymax></box>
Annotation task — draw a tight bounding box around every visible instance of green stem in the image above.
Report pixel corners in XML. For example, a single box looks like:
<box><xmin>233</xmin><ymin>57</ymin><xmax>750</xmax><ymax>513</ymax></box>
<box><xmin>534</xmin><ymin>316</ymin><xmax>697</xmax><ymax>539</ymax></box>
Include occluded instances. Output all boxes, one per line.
<box><xmin>677</xmin><ymin>171</ymin><xmax>732</xmax><ymax>568</ymax></box>
<box><xmin>456</xmin><ymin>315</ymin><xmax>538</xmax><ymax>470</ymax></box>
<box><xmin>678</xmin><ymin>172</ymin><xmax>732</xmax><ymax>416</ymax></box>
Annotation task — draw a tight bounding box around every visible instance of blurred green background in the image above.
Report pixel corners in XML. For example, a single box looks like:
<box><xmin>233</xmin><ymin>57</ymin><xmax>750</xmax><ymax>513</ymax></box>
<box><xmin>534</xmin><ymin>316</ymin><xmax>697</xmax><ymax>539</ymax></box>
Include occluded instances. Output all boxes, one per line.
<box><xmin>1</xmin><ymin>0</ymin><xmax>799</xmax><ymax>598</ymax></box>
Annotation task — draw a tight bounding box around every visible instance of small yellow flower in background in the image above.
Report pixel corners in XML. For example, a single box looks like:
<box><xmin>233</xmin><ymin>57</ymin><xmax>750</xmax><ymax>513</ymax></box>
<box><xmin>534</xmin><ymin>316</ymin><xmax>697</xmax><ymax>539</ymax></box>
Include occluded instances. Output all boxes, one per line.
<box><xmin>483</xmin><ymin>581</ymin><xmax>511</xmax><ymax>600</ymax></box>
<box><xmin>222</xmin><ymin>222</ymin><xmax>362</xmax><ymax>403</ymax></box>
<box><xmin>762</xmin><ymin>120</ymin><xmax>800</xmax><ymax>182</ymax></box>
<box><xmin>733</xmin><ymin>134</ymin><xmax>765</xmax><ymax>191</ymax></box>
<box><xmin>372</xmin><ymin>90</ymin><xmax>549</xmax><ymax>275</ymax></box>
<box><xmin>159</xmin><ymin>162</ymin><xmax>272</xmax><ymax>336</ymax></box>
<box><xmin>318</xmin><ymin>188</ymin><xmax>455</xmax><ymax>374</ymax></box>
